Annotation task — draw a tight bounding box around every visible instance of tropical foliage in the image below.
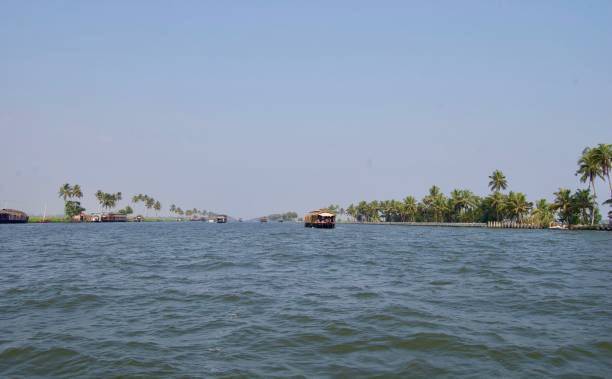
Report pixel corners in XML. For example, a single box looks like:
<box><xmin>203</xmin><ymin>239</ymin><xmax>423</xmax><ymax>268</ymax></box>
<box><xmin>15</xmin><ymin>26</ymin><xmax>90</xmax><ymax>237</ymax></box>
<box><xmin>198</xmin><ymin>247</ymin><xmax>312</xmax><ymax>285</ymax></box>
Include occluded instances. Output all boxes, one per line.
<box><xmin>95</xmin><ymin>190</ymin><xmax>122</xmax><ymax>212</ymax></box>
<box><xmin>344</xmin><ymin>144</ymin><xmax>611</xmax><ymax>227</ymax></box>
<box><xmin>58</xmin><ymin>183</ymin><xmax>85</xmax><ymax>219</ymax></box>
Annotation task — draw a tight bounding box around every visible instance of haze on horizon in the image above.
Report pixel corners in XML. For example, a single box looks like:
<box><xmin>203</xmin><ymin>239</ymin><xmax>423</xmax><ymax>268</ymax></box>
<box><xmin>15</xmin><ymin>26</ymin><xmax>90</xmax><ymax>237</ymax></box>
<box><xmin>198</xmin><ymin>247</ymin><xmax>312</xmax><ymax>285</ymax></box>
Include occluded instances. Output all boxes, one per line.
<box><xmin>1</xmin><ymin>1</ymin><xmax>611</xmax><ymax>219</ymax></box>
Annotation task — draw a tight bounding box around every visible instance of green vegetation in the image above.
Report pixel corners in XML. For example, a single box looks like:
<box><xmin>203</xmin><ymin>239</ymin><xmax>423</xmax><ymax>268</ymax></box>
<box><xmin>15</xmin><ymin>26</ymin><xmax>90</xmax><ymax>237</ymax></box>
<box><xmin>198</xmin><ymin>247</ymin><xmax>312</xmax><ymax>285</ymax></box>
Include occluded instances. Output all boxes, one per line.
<box><xmin>58</xmin><ymin>183</ymin><xmax>85</xmax><ymax>219</ymax></box>
<box><xmin>344</xmin><ymin>144</ymin><xmax>611</xmax><ymax>227</ymax></box>
<box><xmin>267</xmin><ymin>212</ymin><xmax>298</xmax><ymax>222</ymax></box>
<box><xmin>131</xmin><ymin>194</ymin><xmax>162</xmax><ymax>217</ymax></box>
<box><xmin>47</xmin><ymin>144</ymin><xmax>610</xmax><ymax>227</ymax></box>
<box><xmin>118</xmin><ymin>205</ymin><xmax>134</xmax><ymax>215</ymax></box>
<box><xmin>28</xmin><ymin>216</ymin><xmax>65</xmax><ymax>223</ymax></box>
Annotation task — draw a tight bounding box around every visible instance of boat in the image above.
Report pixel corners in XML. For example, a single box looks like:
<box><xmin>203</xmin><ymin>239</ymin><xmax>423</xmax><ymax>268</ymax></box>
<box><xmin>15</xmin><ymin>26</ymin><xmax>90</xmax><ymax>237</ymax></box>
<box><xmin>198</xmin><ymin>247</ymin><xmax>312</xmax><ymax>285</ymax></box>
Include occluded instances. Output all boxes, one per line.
<box><xmin>304</xmin><ymin>209</ymin><xmax>336</xmax><ymax>229</ymax></box>
<box><xmin>548</xmin><ymin>224</ymin><xmax>567</xmax><ymax>230</ymax></box>
<box><xmin>0</xmin><ymin>209</ymin><xmax>29</xmax><ymax>224</ymax></box>
<box><xmin>216</xmin><ymin>215</ymin><xmax>228</xmax><ymax>223</ymax></box>
<box><xmin>101</xmin><ymin>213</ymin><xmax>128</xmax><ymax>222</ymax></box>
<box><xmin>260</xmin><ymin>217</ymin><xmax>268</xmax><ymax>223</ymax></box>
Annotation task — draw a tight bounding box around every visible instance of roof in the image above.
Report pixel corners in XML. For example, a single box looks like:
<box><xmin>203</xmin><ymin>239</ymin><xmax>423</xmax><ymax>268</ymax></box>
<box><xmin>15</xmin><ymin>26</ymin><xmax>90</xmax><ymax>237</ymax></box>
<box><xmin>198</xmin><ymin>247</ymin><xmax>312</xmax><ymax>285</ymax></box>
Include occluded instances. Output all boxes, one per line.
<box><xmin>308</xmin><ymin>209</ymin><xmax>336</xmax><ymax>216</ymax></box>
<box><xmin>0</xmin><ymin>209</ymin><xmax>28</xmax><ymax>216</ymax></box>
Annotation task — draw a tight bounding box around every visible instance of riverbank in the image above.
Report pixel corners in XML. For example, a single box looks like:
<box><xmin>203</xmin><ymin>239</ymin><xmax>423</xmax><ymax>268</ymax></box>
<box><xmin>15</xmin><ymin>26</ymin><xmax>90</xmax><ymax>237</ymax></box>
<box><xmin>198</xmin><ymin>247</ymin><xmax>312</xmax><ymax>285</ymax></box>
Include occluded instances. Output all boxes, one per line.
<box><xmin>27</xmin><ymin>217</ymin><xmax>177</xmax><ymax>223</ymax></box>
<box><xmin>340</xmin><ymin>221</ymin><xmax>612</xmax><ymax>230</ymax></box>
<box><xmin>342</xmin><ymin>221</ymin><xmax>486</xmax><ymax>227</ymax></box>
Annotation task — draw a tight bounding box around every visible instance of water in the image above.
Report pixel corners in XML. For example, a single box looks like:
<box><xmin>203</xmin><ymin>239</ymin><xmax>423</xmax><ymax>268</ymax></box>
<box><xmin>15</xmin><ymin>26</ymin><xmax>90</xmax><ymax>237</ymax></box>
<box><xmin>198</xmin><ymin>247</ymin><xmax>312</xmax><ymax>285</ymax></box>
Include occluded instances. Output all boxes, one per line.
<box><xmin>1</xmin><ymin>223</ymin><xmax>611</xmax><ymax>378</ymax></box>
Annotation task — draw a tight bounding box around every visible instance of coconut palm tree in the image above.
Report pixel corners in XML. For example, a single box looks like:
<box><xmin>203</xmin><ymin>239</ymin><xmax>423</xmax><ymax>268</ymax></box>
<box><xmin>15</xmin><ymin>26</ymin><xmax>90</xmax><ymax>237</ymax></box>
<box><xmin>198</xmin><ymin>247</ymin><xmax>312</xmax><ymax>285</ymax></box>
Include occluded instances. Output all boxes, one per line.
<box><xmin>551</xmin><ymin>188</ymin><xmax>572</xmax><ymax>225</ymax></box>
<box><xmin>346</xmin><ymin>204</ymin><xmax>356</xmax><ymax>221</ymax></box>
<box><xmin>71</xmin><ymin>185</ymin><xmax>83</xmax><ymax>200</ymax></box>
<box><xmin>488</xmin><ymin>170</ymin><xmax>508</xmax><ymax>192</ymax></box>
<box><xmin>449</xmin><ymin>189</ymin><xmax>478</xmax><ymax>221</ymax></box>
<box><xmin>592</xmin><ymin>143</ymin><xmax>612</xmax><ymax>199</ymax></box>
<box><xmin>132</xmin><ymin>195</ymin><xmax>141</xmax><ymax>213</ymax></box>
<box><xmin>531</xmin><ymin>199</ymin><xmax>554</xmax><ymax>228</ymax></box>
<box><xmin>144</xmin><ymin>197</ymin><xmax>155</xmax><ymax>217</ymax></box>
<box><xmin>58</xmin><ymin>183</ymin><xmax>72</xmax><ymax>201</ymax></box>
<box><xmin>506</xmin><ymin>191</ymin><xmax>532</xmax><ymax>222</ymax></box>
<box><xmin>422</xmin><ymin>186</ymin><xmax>446</xmax><ymax>222</ymax></box>
<box><xmin>576</xmin><ymin>147</ymin><xmax>603</xmax><ymax>224</ymax></box>
<box><xmin>488</xmin><ymin>191</ymin><xmax>506</xmax><ymax>221</ymax></box>
<box><xmin>402</xmin><ymin>196</ymin><xmax>418</xmax><ymax>222</ymax></box>
<box><xmin>572</xmin><ymin>189</ymin><xmax>596</xmax><ymax>225</ymax></box>
<box><xmin>154</xmin><ymin>201</ymin><xmax>162</xmax><ymax>217</ymax></box>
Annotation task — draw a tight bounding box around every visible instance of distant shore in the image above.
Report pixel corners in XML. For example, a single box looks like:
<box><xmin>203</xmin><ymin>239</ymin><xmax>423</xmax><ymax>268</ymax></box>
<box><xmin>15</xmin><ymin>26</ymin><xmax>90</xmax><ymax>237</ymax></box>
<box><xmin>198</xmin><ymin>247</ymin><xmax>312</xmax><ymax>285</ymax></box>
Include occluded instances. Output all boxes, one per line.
<box><xmin>341</xmin><ymin>221</ymin><xmax>611</xmax><ymax>231</ymax></box>
<box><xmin>27</xmin><ymin>216</ymin><xmax>176</xmax><ymax>223</ymax></box>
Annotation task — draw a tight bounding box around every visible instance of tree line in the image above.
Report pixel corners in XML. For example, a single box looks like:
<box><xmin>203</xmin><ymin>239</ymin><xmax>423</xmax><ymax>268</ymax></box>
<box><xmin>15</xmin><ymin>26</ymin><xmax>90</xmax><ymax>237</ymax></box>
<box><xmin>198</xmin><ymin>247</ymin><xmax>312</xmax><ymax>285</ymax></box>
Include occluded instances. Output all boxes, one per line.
<box><xmin>339</xmin><ymin>144</ymin><xmax>611</xmax><ymax>227</ymax></box>
<box><xmin>267</xmin><ymin>212</ymin><xmax>298</xmax><ymax>222</ymax></box>
<box><xmin>169</xmin><ymin>205</ymin><xmax>220</xmax><ymax>219</ymax></box>
<box><xmin>58</xmin><ymin>185</ymin><xmax>164</xmax><ymax>219</ymax></box>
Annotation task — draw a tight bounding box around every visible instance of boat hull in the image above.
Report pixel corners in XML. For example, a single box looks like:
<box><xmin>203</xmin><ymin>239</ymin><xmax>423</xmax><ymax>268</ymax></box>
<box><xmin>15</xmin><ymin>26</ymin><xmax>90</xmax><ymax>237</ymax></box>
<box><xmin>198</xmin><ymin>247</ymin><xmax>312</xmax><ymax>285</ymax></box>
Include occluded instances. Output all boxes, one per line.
<box><xmin>0</xmin><ymin>219</ymin><xmax>28</xmax><ymax>224</ymax></box>
<box><xmin>305</xmin><ymin>222</ymin><xmax>335</xmax><ymax>229</ymax></box>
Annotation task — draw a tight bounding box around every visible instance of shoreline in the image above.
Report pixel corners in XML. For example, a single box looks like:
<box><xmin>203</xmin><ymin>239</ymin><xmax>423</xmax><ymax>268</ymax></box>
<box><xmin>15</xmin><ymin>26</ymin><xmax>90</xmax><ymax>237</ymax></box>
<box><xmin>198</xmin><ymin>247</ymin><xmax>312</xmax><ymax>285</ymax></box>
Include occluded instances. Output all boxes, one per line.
<box><xmin>340</xmin><ymin>221</ymin><xmax>612</xmax><ymax>231</ymax></box>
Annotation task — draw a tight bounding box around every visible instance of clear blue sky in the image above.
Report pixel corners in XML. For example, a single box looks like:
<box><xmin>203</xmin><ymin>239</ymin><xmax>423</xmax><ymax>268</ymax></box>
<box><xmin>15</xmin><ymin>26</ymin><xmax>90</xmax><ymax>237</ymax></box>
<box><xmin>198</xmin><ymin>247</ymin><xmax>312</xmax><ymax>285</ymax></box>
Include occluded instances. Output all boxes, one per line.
<box><xmin>1</xmin><ymin>1</ymin><xmax>611</xmax><ymax>218</ymax></box>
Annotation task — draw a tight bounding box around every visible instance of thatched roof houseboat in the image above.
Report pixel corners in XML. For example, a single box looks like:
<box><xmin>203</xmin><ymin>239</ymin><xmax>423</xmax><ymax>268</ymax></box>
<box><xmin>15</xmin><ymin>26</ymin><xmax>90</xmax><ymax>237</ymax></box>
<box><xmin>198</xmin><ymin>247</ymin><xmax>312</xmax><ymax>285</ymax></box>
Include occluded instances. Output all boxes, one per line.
<box><xmin>72</xmin><ymin>212</ymin><xmax>97</xmax><ymax>222</ymax></box>
<box><xmin>101</xmin><ymin>213</ymin><xmax>128</xmax><ymax>222</ymax></box>
<box><xmin>304</xmin><ymin>209</ymin><xmax>336</xmax><ymax>229</ymax></box>
<box><xmin>0</xmin><ymin>209</ymin><xmax>29</xmax><ymax>224</ymax></box>
<box><xmin>216</xmin><ymin>215</ymin><xmax>228</xmax><ymax>223</ymax></box>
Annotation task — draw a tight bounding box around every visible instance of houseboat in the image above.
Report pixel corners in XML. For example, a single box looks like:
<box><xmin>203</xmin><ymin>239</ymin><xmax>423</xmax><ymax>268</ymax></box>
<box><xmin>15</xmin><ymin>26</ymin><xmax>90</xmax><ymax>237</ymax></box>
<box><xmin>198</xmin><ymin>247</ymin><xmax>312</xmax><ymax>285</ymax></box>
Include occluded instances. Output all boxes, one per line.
<box><xmin>260</xmin><ymin>217</ymin><xmax>268</xmax><ymax>223</ymax></box>
<box><xmin>0</xmin><ymin>209</ymin><xmax>29</xmax><ymax>224</ymax></box>
<box><xmin>304</xmin><ymin>209</ymin><xmax>336</xmax><ymax>229</ymax></box>
<box><xmin>216</xmin><ymin>215</ymin><xmax>228</xmax><ymax>223</ymax></box>
<box><xmin>72</xmin><ymin>212</ymin><xmax>97</xmax><ymax>222</ymax></box>
<box><xmin>101</xmin><ymin>213</ymin><xmax>128</xmax><ymax>222</ymax></box>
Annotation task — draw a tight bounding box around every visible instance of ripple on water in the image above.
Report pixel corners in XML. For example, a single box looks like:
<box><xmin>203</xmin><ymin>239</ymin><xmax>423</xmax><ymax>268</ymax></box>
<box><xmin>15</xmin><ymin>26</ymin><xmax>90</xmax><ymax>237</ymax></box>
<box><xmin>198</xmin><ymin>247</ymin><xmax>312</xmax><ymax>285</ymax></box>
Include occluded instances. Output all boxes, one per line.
<box><xmin>1</xmin><ymin>223</ymin><xmax>611</xmax><ymax>378</ymax></box>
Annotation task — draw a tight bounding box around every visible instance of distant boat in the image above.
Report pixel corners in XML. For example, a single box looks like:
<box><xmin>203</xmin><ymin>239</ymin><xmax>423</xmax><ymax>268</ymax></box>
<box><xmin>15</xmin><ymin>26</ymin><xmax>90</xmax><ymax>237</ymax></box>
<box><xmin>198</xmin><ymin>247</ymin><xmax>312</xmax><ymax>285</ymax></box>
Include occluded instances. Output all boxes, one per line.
<box><xmin>0</xmin><ymin>209</ymin><xmax>29</xmax><ymax>224</ymax></box>
<box><xmin>549</xmin><ymin>225</ymin><xmax>567</xmax><ymax>230</ymax></box>
<box><xmin>260</xmin><ymin>217</ymin><xmax>268</xmax><ymax>223</ymax></box>
<box><xmin>304</xmin><ymin>209</ymin><xmax>336</xmax><ymax>229</ymax></box>
<box><xmin>216</xmin><ymin>215</ymin><xmax>228</xmax><ymax>223</ymax></box>
<box><xmin>101</xmin><ymin>213</ymin><xmax>128</xmax><ymax>222</ymax></box>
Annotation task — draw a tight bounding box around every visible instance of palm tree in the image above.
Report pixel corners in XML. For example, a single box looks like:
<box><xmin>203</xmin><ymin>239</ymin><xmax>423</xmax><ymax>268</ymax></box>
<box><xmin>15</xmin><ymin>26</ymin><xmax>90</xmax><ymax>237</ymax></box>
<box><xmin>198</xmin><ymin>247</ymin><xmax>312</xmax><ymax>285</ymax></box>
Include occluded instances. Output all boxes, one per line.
<box><xmin>532</xmin><ymin>199</ymin><xmax>554</xmax><ymax>228</ymax></box>
<box><xmin>346</xmin><ymin>204</ymin><xmax>356</xmax><ymax>221</ymax></box>
<box><xmin>576</xmin><ymin>147</ymin><xmax>603</xmax><ymax>224</ymax></box>
<box><xmin>572</xmin><ymin>189</ymin><xmax>596</xmax><ymax>225</ymax></box>
<box><xmin>551</xmin><ymin>188</ymin><xmax>573</xmax><ymax>225</ymax></box>
<box><xmin>506</xmin><ymin>191</ymin><xmax>532</xmax><ymax>222</ymax></box>
<box><xmin>132</xmin><ymin>195</ymin><xmax>141</xmax><ymax>213</ymax></box>
<box><xmin>488</xmin><ymin>170</ymin><xmax>508</xmax><ymax>192</ymax></box>
<box><xmin>95</xmin><ymin>190</ymin><xmax>104</xmax><ymax>212</ymax></box>
<box><xmin>488</xmin><ymin>191</ymin><xmax>506</xmax><ymax>221</ymax></box>
<box><xmin>422</xmin><ymin>186</ymin><xmax>446</xmax><ymax>222</ymax></box>
<box><xmin>449</xmin><ymin>189</ymin><xmax>478</xmax><ymax>221</ymax></box>
<box><xmin>402</xmin><ymin>196</ymin><xmax>418</xmax><ymax>222</ymax></box>
<box><xmin>154</xmin><ymin>201</ymin><xmax>162</xmax><ymax>217</ymax></box>
<box><xmin>58</xmin><ymin>183</ymin><xmax>72</xmax><ymax>201</ymax></box>
<box><xmin>592</xmin><ymin>143</ymin><xmax>612</xmax><ymax>199</ymax></box>
<box><xmin>145</xmin><ymin>197</ymin><xmax>155</xmax><ymax>217</ymax></box>
<box><xmin>71</xmin><ymin>185</ymin><xmax>83</xmax><ymax>200</ymax></box>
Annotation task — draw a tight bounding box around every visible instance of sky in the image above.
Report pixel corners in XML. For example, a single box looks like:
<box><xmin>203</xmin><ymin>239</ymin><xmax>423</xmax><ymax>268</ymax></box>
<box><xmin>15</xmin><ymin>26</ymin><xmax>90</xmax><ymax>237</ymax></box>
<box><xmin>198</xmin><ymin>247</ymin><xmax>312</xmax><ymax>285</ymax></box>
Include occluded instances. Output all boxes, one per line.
<box><xmin>1</xmin><ymin>1</ymin><xmax>611</xmax><ymax>218</ymax></box>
